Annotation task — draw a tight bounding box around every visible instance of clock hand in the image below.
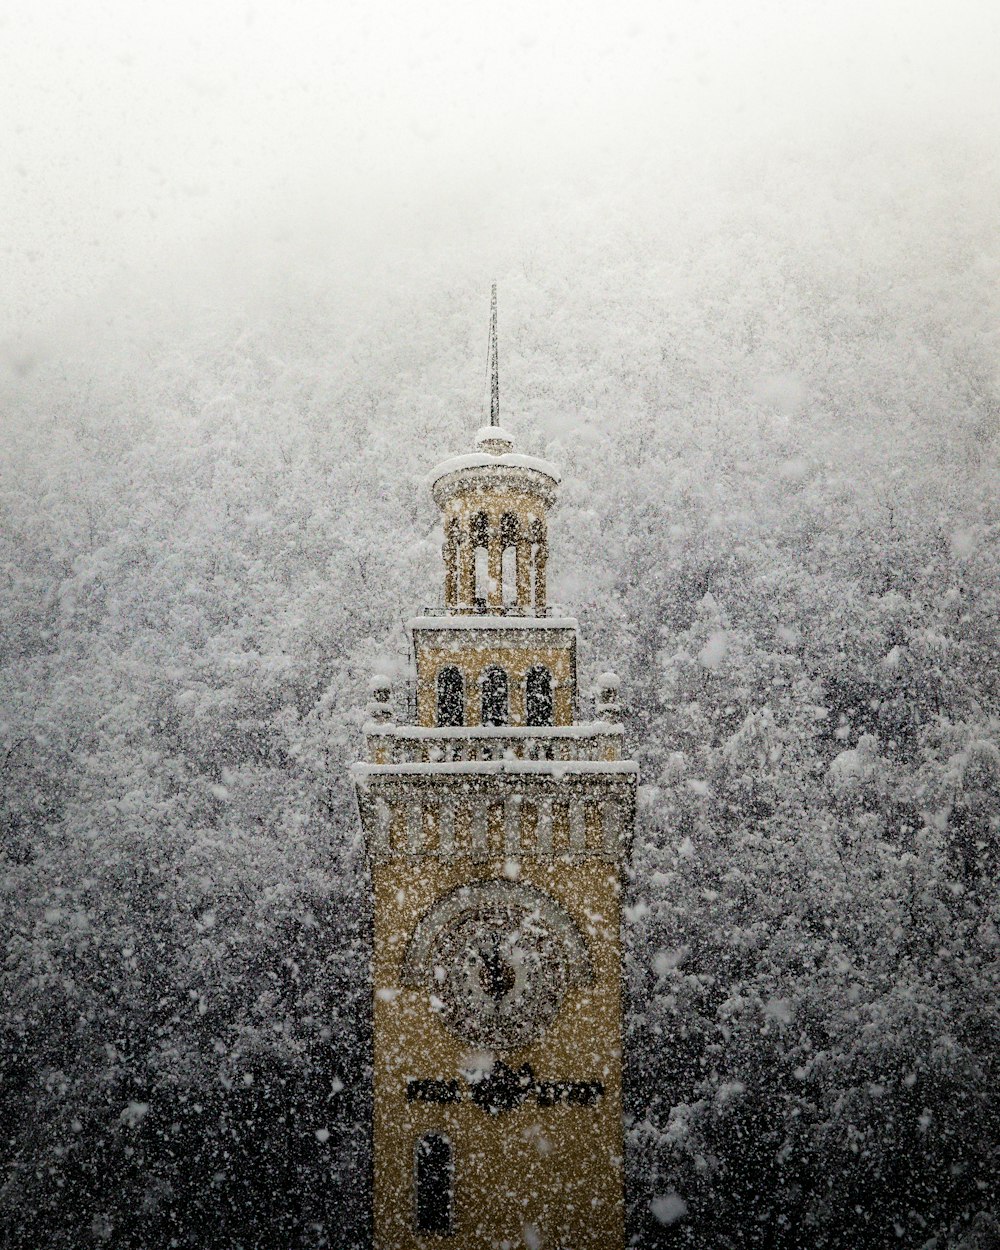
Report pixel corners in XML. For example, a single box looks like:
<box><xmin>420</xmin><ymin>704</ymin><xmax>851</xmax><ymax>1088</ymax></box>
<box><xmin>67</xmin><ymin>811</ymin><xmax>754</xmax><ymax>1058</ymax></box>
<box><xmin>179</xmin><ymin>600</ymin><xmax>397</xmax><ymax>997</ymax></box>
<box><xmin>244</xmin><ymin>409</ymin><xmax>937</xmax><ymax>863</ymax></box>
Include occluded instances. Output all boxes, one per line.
<box><xmin>479</xmin><ymin>942</ymin><xmax>516</xmax><ymax>1003</ymax></box>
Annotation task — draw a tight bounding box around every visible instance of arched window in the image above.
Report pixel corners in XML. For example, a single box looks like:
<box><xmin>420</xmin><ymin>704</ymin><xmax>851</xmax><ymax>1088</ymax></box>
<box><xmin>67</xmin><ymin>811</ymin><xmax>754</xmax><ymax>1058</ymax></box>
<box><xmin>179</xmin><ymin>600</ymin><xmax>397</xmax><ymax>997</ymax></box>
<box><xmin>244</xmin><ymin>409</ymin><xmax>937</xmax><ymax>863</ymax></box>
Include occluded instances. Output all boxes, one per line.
<box><xmin>481</xmin><ymin>666</ymin><xmax>509</xmax><ymax>726</ymax></box>
<box><xmin>414</xmin><ymin>1133</ymin><xmax>453</xmax><ymax>1234</ymax></box>
<box><xmin>526</xmin><ymin>665</ymin><xmax>554</xmax><ymax>727</ymax></box>
<box><xmin>436</xmin><ymin>667</ymin><xmax>464</xmax><ymax>727</ymax></box>
<box><xmin>471</xmin><ymin>512</ymin><xmax>489</xmax><ymax>608</ymax></box>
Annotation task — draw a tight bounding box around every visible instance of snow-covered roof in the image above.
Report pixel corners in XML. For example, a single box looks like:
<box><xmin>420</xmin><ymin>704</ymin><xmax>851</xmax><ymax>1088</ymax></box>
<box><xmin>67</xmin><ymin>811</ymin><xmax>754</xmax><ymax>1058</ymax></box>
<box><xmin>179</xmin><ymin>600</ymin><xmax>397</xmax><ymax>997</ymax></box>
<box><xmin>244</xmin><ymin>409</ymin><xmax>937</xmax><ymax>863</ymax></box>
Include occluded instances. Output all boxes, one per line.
<box><xmin>409</xmin><ymin>615</ymin><xmax>578</xmax><ymax>631</ymax></box>
<box><xmin>427</xmin><ymin>451</ymin><xmax>561</xmax><ymax>486</ymax></box>
<box><xmin>476</xmin><ymin>424</ymin><xmax>515</xmax><ymax>444</ymax></box>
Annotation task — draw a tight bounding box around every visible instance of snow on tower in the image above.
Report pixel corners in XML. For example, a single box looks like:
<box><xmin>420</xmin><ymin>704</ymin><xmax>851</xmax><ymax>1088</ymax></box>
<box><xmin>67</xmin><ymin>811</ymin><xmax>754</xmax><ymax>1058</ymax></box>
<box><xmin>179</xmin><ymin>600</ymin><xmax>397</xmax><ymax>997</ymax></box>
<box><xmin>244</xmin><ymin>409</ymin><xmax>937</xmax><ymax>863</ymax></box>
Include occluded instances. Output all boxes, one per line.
<box><xmin>353</xmin><ymin>290</ymin><xmax>637</xmax><ymax>1250</ymax></box>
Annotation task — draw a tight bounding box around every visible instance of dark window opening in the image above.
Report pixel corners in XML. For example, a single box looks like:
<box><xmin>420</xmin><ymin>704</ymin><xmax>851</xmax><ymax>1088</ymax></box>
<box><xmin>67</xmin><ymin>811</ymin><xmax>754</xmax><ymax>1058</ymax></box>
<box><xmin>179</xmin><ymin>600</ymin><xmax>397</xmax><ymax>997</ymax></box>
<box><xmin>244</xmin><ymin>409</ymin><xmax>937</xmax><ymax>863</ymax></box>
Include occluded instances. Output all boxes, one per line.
<box><xmin>526</xmin><ymin>665</ymin><xmax>554</xmax><ymax>727</ymax></box>
<box><xmin>470</xmin><ymin>511</ymin><xmax>489</xmax><ymax>546</ymax></box>
<box><xmin>415</xmin><ymin>1133</ymin><xmax>453</xmax><ymax>1235</ymax></box>
<box><xmin>471</xmin><ymin>511</ymin><xmax>489</xmax><ymax>610</ymax></box>
<box><xmin>499</xmin><ymin>513</ymin><xmax>519</xmax><ymax>547</ymax></box>
<box><xmin>437</xmin><ymin>667</ymin><xmax>464</xmax><ymax>727</ymax></box>
<box><xmin>481</xmin><ymin>666</ymin><xmax>509</xmax><ymax>726</ymax></box>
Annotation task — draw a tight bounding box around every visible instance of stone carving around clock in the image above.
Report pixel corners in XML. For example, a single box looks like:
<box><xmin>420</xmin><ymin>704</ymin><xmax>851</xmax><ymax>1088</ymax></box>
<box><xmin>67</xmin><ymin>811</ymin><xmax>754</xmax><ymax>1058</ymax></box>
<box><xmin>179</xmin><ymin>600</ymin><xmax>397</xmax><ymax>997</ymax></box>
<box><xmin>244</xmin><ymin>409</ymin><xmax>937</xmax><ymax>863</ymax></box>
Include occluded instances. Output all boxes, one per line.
<box><xmin>401</xmin><ymin>880</ymin><xmax>593</xmax><ymax>1051</ymax></box>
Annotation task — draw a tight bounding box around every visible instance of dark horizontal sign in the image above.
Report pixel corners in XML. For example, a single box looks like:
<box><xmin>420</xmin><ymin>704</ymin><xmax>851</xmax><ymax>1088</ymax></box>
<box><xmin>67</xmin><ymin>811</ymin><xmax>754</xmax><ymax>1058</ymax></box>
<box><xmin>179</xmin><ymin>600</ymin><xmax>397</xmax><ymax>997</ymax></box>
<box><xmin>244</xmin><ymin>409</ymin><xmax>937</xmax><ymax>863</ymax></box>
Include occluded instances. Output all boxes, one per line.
<box><xmin>406</xmin><ymin>1062</ymin><xmax>603</xmax><ymax>1114</ymax></box>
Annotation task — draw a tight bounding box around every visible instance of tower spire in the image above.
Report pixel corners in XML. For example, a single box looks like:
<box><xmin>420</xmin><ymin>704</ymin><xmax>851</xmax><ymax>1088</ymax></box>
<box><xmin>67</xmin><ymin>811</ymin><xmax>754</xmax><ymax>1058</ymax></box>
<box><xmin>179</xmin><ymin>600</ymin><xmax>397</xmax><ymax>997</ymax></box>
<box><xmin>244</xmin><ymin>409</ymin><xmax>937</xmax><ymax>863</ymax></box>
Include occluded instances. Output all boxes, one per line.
<box><xmin>488</xmin><ymin>281</ymin><xmax>499</xmax><ymax>427</ymax></box>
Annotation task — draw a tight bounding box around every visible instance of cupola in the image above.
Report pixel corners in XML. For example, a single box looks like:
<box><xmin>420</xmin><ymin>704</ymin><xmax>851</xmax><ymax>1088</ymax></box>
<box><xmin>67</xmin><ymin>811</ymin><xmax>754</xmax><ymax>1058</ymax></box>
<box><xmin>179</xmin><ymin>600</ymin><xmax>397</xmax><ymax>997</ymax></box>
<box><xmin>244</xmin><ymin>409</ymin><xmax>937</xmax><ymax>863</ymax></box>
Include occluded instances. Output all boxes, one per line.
<box><xmin>427</xmin><ymin>285</ymin><xmax>560</xmax><ymax>616</ymax></box>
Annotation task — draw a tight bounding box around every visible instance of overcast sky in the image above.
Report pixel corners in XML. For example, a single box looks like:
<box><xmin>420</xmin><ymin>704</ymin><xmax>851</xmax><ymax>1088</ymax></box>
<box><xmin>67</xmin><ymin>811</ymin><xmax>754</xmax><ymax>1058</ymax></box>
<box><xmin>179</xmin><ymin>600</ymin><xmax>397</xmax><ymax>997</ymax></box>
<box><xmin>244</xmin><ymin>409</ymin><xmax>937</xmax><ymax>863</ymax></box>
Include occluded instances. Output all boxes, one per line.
<box><xmin>3</xmin><ymin>0</ymin><xmax>998</xmax><ymax>356</ymax></box>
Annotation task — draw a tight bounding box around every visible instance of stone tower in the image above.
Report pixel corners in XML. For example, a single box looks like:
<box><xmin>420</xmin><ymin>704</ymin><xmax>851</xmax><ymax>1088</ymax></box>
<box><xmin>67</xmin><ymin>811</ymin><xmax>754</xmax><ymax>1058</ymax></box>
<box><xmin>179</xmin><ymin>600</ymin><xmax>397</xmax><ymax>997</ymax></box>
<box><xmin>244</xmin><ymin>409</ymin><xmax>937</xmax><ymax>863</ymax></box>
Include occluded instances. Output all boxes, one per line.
<box><xmin>353</xmin><ymin>296</ymin><xmax>636</xmax><ymax>1249</ymax></box>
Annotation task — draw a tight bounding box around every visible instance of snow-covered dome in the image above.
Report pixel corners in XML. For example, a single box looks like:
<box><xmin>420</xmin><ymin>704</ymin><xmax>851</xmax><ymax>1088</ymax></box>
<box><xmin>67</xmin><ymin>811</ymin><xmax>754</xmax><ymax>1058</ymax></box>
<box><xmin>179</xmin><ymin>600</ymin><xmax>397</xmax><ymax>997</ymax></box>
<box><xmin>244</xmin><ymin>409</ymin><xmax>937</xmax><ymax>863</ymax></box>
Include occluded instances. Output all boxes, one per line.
<box><xmin>426</xmin><ymin>425</ymin><xmax>561</xmax><ymax>615</ymax></box>
<box><xmin>428</xmin><ymin>438</ymin><xmax>560</xmax><ymax>506</ymax></box>
<box><xmin>423</xmin><ymin>284</ymin><xmax>560</xmax><ymax>614</ymax></box>
<box><xmin>476</xmin><ymin>424</ymin><xmax>515</xmax><ymax>454</ymax></box>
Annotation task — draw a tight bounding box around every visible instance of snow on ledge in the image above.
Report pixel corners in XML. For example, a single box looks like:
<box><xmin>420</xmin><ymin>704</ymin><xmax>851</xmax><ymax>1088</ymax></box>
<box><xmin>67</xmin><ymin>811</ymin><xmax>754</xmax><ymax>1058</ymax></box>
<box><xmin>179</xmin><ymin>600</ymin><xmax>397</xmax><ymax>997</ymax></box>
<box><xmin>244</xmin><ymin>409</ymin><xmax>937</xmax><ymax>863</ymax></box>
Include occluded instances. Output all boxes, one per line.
<box><xmin>362</xmin><ymin>721</ymin><xmax>625</xmax><ymax>738</ymax></box>
<box><xmin>476</xmin><ymin>424</ymin><xmax>515</xmax><ymax>444</ymax></box>
<box><xmin>352</xmin><ymin>759</ymin><xmax>638</xmax><ymax>779</ymax></box>
<box><xmin>409</xmin><ymin>615</ymin><xmax>578</xmax><ymax>631</ymax></box>
<box><xmin>428</xmin><ymin>451</ymin><xmax>561</xmax><ymax>485</ymax></box>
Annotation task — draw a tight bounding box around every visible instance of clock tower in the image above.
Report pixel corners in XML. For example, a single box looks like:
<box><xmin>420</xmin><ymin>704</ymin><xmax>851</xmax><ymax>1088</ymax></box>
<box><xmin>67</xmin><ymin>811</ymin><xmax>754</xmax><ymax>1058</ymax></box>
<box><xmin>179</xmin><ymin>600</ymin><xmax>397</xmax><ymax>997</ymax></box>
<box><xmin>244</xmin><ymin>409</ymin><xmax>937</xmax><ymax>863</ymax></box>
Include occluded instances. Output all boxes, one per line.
<box><xmin>353</xmin><ymin>292</ymin><xmax>637</xmax><ymax>1249</ymax></box>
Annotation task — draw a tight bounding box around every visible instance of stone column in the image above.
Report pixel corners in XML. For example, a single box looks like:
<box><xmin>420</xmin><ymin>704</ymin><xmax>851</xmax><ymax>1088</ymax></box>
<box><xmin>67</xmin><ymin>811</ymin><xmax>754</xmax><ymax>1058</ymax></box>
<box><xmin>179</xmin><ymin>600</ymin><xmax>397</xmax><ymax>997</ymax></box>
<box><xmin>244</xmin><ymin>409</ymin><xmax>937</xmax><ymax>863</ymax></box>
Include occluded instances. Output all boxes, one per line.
<box><xmin>504</xmin><ymin>794</ymin><xmax>522</xmax><ymax>855</ymax></box>
<box><xmin>536</xmin><ymin>797</ymin><xmax>554</xmax><ymax>854</ymax></box>
<box><xmin>516</xmin><ymin>539</ymin><xmax>532</xmax><ymax>611</ymax></box>
<box><xmin>534</xmin><ymin>531</ymin><xmax>548</xmax><ymax>611</ymax></box>
<box><xmin>569</xmin><ymin>799</ymin><xmax>587</xmax><ymax>852</ymax></box>
<box><xmin>600</xmin><ymin>799</ymin><xmax>621</xmax><ymax>856</ymax></box>
<box><xmin>471</xmin><ymin>804</ymin><xmax>489</xmax><ymax>861</ymax></box>
<box><xmin>374</xmin><ymin>799</ymin><xmax>392</xmax><ymax>857</ymax></box>
<box><xmin>457</xmin><ymin>525</ymin><xmax>474</xmax><ymax>609</ymax></box>
<box><xmin>438</xmin><ymin>799</ymin><xmax>455</xmax><ymax>858</ymax></box>
<box><xmin>406</xmin><ymin>799</ymin><xmax>423</xmax><ymax>854</ymax></box>
<box><xmin>443</xmin><ymin>524</ymin><xmax>458</xmax><ymax>611</ymax></box>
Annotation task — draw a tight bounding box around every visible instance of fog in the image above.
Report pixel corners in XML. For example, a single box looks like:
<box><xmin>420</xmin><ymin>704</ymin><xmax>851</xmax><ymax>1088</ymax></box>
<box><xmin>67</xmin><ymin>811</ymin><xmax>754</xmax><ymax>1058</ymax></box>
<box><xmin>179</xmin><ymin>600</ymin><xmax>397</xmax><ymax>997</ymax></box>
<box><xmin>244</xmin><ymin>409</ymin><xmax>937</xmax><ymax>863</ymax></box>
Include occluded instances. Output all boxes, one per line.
<box><xmin>4</xmin><ymin>0</ymin><xmax>999</xmax><ymax>374</ymax></box>
<box><xmin>3</xmin><ymin>6</ymin><xmax>1000</xmax><ymax>1248</ymax></box>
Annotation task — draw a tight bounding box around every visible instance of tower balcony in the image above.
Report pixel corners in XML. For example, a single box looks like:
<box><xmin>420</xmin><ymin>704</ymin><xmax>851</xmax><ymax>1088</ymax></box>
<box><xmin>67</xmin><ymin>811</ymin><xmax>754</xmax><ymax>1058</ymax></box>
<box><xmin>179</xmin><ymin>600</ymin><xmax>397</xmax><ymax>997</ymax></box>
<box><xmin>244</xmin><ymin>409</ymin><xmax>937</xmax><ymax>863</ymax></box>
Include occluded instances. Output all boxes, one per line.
<box><xmin>415</xmin><ymin>603</ymin><xmax>564</xmax><ymax>620</ymax></box>
<box><xmin>362</xmin><ymin>722</ymin><xmax>625</xmax><ymax>765</ymax></box>
<box><xmin>352</xmin><ymin>755</ymin><xmax>637</xmax><ymax>863</ymax></box>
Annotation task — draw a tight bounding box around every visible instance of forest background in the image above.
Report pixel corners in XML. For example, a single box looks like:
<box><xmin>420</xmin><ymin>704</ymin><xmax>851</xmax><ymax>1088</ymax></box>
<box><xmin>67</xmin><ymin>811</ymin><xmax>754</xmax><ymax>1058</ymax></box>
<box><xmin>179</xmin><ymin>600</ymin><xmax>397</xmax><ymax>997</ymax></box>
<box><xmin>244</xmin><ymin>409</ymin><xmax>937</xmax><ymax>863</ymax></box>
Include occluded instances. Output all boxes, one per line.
<box><xmin>2</xmin><ymin>2</ymin><xmax>998</xmax><ymax>1247</ymax></box>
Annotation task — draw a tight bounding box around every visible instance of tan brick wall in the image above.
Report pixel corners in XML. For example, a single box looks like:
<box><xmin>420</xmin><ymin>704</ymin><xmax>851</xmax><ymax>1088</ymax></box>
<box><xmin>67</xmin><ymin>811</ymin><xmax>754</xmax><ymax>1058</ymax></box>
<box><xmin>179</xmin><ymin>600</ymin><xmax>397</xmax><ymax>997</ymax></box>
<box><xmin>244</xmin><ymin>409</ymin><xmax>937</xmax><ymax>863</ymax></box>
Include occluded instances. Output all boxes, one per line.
<box><xmin>372</xmin><ymin>856</ymin><xmax>625</xmax><ymax>1250</ymax></box>
<box><xmin>414</xmin><ymin>639</ymin><xmax>574</xmax><ymax>727</ymax></box>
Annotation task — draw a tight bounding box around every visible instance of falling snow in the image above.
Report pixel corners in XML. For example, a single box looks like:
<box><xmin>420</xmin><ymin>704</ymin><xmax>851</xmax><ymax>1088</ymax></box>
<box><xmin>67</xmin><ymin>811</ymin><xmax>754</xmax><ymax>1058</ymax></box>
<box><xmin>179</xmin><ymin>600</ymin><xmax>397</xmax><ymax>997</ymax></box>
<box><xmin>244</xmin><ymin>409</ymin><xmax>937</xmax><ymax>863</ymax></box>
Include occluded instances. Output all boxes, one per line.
<box><xmin>2</xmin><ymin>1</ymin><xmax>999</xmax><ymax>1248</ymax></box>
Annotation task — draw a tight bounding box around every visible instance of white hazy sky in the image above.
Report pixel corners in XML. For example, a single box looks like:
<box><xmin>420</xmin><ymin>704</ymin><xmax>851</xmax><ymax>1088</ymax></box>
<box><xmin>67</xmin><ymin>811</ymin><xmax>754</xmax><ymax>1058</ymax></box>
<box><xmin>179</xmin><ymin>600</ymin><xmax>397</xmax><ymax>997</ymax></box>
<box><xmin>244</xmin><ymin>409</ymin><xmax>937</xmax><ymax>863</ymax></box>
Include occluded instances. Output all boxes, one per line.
<box><xmin>3</xmin><ymin>0</ymin><xmax>998</xmax><ymax>347</ymax></box>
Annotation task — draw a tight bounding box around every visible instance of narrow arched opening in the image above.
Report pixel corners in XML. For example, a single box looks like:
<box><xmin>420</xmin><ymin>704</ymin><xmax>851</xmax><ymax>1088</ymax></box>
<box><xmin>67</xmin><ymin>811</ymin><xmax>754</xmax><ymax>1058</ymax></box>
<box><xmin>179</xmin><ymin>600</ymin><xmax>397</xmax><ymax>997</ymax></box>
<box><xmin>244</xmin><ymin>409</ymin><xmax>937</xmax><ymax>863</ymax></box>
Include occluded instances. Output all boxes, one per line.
<box><xmin>436</xmin><ymin>666</ymin><xmax>464</xmax><ymax>727</ymax></box>
<box><xmin>525</xmin><ymin>665</ymin><xmax>554</xmax><ymax>727</ymax></box>
<box><xmin>414</xmin><ymin>1133</ymin><xmax>453</xmax><ymax>1235</ymax></box>
<box><xmin>481</xmin><ymin>666</ymin><xmax>509</xmax><ymax>726</ymax></box>
<box><xmin>499</xmin><ymin>512</ymin><xmax>519</xmax><ymax>608</ymax></box>
<box><xmin>471</xmin><ymin>511</ymin><xmax>489</xmax><ymax>611</ymax></box>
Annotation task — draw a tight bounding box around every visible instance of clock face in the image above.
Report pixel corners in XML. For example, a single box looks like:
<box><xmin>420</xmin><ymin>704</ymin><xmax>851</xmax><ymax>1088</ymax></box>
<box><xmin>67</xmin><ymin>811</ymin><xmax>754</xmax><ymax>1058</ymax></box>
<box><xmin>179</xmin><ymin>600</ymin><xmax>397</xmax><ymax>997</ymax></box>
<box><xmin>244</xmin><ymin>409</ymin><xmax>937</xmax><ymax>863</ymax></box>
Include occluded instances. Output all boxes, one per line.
<box><xmin>403</xmin><ymin>881</ymin><xmax>591</xmax><ymax>1052</ymax></box>
<box><xmin>433</xmin><ymin>903</ymin><xmax>569</xmax><ymax>1050</ymax></box>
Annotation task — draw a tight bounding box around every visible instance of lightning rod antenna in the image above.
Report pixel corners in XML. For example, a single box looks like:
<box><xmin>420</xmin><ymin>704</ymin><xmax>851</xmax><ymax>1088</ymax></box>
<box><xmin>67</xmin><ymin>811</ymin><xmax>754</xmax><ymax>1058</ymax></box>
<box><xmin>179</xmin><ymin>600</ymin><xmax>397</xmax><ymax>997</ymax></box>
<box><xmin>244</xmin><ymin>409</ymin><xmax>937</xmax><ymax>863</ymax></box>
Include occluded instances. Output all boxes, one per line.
<box><xmin>488</xmin><ymin>281</ymin><xmax>499</xmax><ymax>427</ymax></box>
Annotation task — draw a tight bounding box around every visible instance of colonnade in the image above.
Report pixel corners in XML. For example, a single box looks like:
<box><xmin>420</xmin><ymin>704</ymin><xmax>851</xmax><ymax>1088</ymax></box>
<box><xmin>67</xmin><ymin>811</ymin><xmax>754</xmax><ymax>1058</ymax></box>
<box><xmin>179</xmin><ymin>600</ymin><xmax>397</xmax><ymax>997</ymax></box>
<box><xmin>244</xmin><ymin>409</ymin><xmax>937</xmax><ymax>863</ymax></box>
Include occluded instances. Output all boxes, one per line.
<box><xmin>443</xmin><ymin>511</ymin><xmax>547</xmax><ymax>613</ymax></box>
<box><xmin>369</xmin><ymin>790</ymin><xmax>625</xmax><ymax>859</ymax></box>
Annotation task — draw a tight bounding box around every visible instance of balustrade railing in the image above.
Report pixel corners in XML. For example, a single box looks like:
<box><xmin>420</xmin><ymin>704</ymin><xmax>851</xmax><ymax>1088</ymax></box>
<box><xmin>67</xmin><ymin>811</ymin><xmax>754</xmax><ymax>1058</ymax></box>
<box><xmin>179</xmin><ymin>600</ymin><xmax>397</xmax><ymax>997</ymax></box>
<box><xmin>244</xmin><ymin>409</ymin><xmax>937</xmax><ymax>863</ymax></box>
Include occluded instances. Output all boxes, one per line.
<box><xmin>413</xmin><ymin>604</ymin><xmax>568</xmax><ymax>619</ymax></box>
<box><xmin>365</xmin><ymin>724</ymin><xmax>622</xmax><ymax>765</ymax></box>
